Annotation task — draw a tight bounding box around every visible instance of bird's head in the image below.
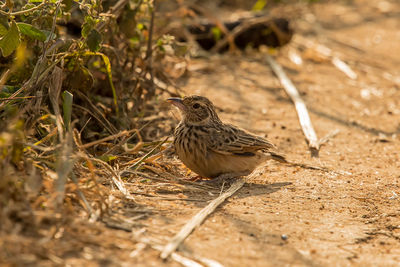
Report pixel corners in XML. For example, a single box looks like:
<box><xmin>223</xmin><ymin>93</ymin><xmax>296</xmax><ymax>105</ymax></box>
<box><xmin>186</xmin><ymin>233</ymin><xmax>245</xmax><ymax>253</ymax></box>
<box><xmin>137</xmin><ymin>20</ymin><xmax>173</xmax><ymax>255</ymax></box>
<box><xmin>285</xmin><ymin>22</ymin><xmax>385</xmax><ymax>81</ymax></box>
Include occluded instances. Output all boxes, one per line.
<box><xmin>168</xmin><ymin>95</ymin><xmax>221</xmax><ymax>125</ymax></box>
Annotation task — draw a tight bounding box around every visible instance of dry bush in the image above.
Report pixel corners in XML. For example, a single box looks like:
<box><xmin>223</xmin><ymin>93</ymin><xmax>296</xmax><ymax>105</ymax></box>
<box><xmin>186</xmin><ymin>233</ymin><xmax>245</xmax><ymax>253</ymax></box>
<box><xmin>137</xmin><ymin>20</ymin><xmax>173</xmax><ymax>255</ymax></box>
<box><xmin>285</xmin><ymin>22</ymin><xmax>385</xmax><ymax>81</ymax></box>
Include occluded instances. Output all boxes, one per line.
<box><xmin>0</xmin><ymin>1</ymin><xmax>187</xmax><ymax>262</ymax></box>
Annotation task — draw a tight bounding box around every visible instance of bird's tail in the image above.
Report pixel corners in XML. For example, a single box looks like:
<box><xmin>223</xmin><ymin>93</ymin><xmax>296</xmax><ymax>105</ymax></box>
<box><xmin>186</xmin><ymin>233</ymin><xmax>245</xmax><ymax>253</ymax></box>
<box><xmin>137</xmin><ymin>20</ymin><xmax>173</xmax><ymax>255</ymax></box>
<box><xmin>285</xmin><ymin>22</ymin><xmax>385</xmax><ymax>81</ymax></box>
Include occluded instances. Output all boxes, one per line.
<box><xmin>270</xmin><ymin>152</ymin><xmax>336</xmax><ymax>173</ymax></box>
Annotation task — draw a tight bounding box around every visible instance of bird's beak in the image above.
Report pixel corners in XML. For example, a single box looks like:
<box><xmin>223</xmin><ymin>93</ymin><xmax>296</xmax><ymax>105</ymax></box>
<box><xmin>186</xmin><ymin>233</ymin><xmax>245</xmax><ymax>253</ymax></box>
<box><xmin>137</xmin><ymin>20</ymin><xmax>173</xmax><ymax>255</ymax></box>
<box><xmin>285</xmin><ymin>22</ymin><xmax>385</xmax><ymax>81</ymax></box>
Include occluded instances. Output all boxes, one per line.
<box><xmin>167</xmin><ymin>97</ymin><xmax>186</xmax><ymax>111</ymax></box>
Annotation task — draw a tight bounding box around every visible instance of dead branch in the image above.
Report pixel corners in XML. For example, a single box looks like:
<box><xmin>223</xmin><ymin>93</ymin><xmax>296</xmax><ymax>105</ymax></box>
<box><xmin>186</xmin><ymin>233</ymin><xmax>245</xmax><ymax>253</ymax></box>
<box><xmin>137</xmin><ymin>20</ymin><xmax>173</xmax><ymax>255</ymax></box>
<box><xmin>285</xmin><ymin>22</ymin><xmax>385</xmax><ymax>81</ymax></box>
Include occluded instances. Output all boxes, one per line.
<box><xmin>160</xmin><ymin>178</ymin><xmax>245</xmax><ymax>259</ymax></box>
<box><xmin>211</xmin><ymin>16</ymin><xmax>284</xmax><ymax>53</ymax></box>
<box><xmin>140</xmin><ymin>236</ymin><xmax>223</xmax><ymax>267</ymax></box>
<box><xmin>294</xmin><ymin>35</ymin><xmax>357</xmax><ymax>80</ymax></box>
<box><xmin>265</xmin><ymin>54</ymin><xmax>320</xmax><ymax>156</ymax></box>
<box><xmin>80</xmin><ymin>129</ymin><xmax>138</xmax><ymax>149</ymax></box>
<box><xmin>89</xmin><ymin>157</ymin><xmax>135</xmax><ymax>201</ymax></box>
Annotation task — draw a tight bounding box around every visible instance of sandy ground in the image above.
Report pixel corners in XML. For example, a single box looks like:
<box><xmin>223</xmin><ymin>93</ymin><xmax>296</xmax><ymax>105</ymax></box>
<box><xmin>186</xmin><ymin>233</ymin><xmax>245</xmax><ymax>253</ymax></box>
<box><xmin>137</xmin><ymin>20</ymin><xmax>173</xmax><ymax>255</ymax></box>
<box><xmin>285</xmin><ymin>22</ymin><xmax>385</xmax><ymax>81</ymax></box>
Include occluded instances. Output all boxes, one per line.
<box><xmin>4</xmin><ymin>1</ymin><xmax>400</xmax><ymax>266</ymax></box>
<box><xmin>134</xmin><ymin>1</ymin><xmax>400</xmax><ymax>266</ymax></box>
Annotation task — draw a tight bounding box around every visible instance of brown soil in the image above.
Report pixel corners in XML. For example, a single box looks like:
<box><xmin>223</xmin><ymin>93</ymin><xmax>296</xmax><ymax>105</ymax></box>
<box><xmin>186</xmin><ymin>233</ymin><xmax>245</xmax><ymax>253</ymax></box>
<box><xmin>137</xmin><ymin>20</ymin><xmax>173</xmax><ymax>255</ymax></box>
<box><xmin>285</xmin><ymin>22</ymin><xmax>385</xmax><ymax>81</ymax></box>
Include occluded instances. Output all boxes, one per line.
<box><xmin>4</xmin><ymin>1</ymin><xmax>400</xmax><ymax>266</ymax></box>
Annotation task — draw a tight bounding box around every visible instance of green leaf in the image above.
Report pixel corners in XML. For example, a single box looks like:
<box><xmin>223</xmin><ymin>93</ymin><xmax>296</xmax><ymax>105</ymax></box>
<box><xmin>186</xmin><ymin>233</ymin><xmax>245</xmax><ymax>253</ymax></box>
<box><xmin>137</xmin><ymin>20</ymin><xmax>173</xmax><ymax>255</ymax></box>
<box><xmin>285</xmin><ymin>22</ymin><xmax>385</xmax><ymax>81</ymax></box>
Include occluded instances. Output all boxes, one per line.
<box><xmin>29</xmin><ymin>0</ymin><xmax>43</xmax><ymax>2</ymax></box>
<box><xmin>81</xmin><ymin>16</ymin><xmax>95</xmax><ymax>38</ymax></box>
<box><xmin>0</xmin><ymin>24</ymin><xmax>8</xmax><ymax>37</ymax></box>
<box><xmin>17</xmin><ymin>23</ymin><xmax>46</xmax><ymax>41</ymax></box>
<box><xmin>62</xmin><ymin>91</ymin><xmax>73</xmax><ymax>132</ymax></box>
<box><xmin>86</xmin><ymin>29</ymin><xmax>102</xmax><ymax>52</ymax></box>
<box><xmin>252</xmin><ymin>0</ymin><xmax>267</xmax><ymax>11</ymax></box>
<box><xmin>0</xmin><ymin>21</ymin><xmax>21</xmax><ymax>57</ymax></box>
<box><xmin>82</xmin><ymin>51</ymin><xmax>118</xmax><ymax>114</ymax></box>
<box><xmin>211</xmin><ymin>26</ymin><xmax>222</xmax><ymax>41</ymax></box>
<box><xmin>0</xmin><ymin>15</ymin><xmax>9</xmax><ymax>36</ymax></box>
<box><xmin>137</xmin><ymin>23</ymin><xmax>144</xmax><ymax>30</ymax></box>
<box><xmin>98</xmin><ymin>155</ymin><xmax>117</xmax><ymax>162</ymax></box>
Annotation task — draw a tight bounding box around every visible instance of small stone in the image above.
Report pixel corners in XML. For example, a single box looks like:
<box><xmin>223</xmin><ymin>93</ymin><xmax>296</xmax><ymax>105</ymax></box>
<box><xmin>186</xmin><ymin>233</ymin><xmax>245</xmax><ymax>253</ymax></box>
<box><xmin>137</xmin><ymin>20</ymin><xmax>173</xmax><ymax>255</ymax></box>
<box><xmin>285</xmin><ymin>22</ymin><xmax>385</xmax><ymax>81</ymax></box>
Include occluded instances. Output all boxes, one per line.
<box><xmin>281</xmin><ymin>234</ymin><xmax>288</xmax><ymax>240</ymax></box>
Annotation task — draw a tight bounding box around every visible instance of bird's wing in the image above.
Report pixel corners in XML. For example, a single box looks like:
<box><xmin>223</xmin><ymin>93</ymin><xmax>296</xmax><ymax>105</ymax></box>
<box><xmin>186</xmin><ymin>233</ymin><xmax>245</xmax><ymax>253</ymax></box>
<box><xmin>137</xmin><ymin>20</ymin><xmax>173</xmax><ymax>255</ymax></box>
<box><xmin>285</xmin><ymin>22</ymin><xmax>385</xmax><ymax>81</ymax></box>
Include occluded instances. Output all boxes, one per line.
<box><xmin>205</xmin><ymin>124</ymin><xmax>276</xmax><ymax>156</ymax></box>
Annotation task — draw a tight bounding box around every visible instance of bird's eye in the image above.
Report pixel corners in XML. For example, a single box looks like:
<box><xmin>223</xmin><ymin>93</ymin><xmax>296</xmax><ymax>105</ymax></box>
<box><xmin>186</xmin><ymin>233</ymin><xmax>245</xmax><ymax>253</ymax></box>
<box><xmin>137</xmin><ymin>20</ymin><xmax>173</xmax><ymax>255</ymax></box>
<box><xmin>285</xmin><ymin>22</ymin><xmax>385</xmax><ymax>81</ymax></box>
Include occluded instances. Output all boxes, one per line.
<box><xmin>193</xmin><ymin>103</ymin><xmax>200</xmax><ymax>109</ymax></box>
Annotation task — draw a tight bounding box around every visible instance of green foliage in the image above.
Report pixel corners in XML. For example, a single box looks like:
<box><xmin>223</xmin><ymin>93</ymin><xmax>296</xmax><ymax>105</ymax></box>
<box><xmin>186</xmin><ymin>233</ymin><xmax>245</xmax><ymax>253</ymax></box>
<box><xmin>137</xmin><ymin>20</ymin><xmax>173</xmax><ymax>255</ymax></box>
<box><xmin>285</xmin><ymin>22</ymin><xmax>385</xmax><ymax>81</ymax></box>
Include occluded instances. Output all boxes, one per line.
<box><xmin>0</xmin><ymin>0</ymin><xmax>174</xmax><ymax>226</ymax></box>
<box><xmin>211</xmin><ymin>26</ymin><xmax>222</xmax><ymax>42</ymax></box>
<box><xmin>252</xmin><ymin>0</ymin><xmax>268</xmax><ymax>11</ymax></box>
<box><xmin>81</xmin><ymin>15</ymin><xmax>98</xmax><ymax>38</ymax></box>
<box><xmin>0</xmin><ymin>21</ymin><xmax>20</xmax><ymax>57</ymax></box>
<box><xmin>86</xmin><ymin>29</ymin><xmax>102</xmax><ymax>52</ymax></box>
<box><xmin>17</xmin><ymin>23</ymin><xmax>46</xmax><ymax>41</ymax></box>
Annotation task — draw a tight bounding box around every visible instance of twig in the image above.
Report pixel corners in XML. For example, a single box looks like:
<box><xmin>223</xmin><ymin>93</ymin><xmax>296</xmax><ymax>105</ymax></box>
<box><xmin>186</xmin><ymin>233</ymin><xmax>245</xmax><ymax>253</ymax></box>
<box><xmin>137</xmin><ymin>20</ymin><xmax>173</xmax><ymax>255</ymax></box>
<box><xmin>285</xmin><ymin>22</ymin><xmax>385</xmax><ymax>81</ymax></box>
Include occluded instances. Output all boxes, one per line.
<box><xmin>128</xmin><ymin>137</ymin><xmax>169</xmax><ymax>171</ymax></box>
<box><xmin>90</xmin><ymin>157</ymin><xmax>135</xmax><ymax>200</ymax></box>
<box><xmin>96</xmin><ymin>0</ymin><xmax>130</xmax><ymax>32</ymax></box>
<box><xmin>70</xmin><ymin>173</ymin><xmax>98</xmax><ymax>221</ymax></box>
<box><xmin>145</xmin><ymin>0</ymin><xmax>155</xmax><ymax>61</ymax></box>
<box><xmin>45</xmin><ymin>0</ymin><xmax>62</xmax><ymax>52</ymax></box>
<box><xmin>318</xmin><ymin>129</ymin><xmax>340</xmax><ymax>146</ymax></box>
<box><xmin>0</xmin><ymin>0</ymin><xmax>46</xmax><ymax>16</ymax></box>
<box><xmin>331</xmin><ymin>57</ymin><xmax>357</xmax><ymax>80</ymax></box>
<box><xmin>140</xmin><ymin>237</ymin><xmax>223</xmax><ymax>267</ymax></box>
<box><xmin>0</xmin><ymin>96</ymin><xmax>37</xmax><ymax>101</ymax></box>
<box><xmin>48</xmin><ymin>66</ymin><xmax>64</xmax><ymax>142</ymax></box>
<box><xmin>188</xmin><ymin>4</ymin><xmax>236</xmax><ymax>53</ymax></box>
<box><xmin>0</xmin><ymin>69</ymin><xmax>10</xmax><ymax>90</ymax></box>
<box><xmin>151</xmin><ymin>243</ymin><xmax>204</xmax><ymax>267</ymax></box>
<box><xmin>75</xmin><ymin>91</ymin><xmax>118</xmax><ymax>134</ymax></box>
<box><xmin>73</xmin><ymin>104</ymin><xmax>116</xmax><ymax>136</ymax></box>
<box><xmin>144</xmin><ymin>0</ymin><xmax>156</xmax><ymax>96</ymax></box>
<box><xmin>54</xmin><ymin>132</ymin><xmax>74</xmax><ymax>206</ymax></box>
<box><xmin>211</xmin><ymin>16</ymin><xmax>270</xmax><ymax>53</ymax></box>
<box><xmin>160</xmin><ymin>179</ymin><xmax>245</xmax><ymax>259</ymax></box>
<box><xmin>129</xmin><ymin>191</ymin><xmax>207</xmax><ymax>202</ymax></box>
<box><xmin>122</xmin><ymin>170</ymin><xmax>213</xmax><ymax>193</ymax></box>
<box><xmin>80</xmin><ymin>129</ymin><xmax>138</xmax><ymax>149</ymax></box>
<box><xmin>104</xmin><ymin>121</ymin><xmax>150</xmax><ymax>155</ymax></box>
<box><xmin>265</xmin><ymin>54</ymin><xmax>320</xmax><ymax>156</ymax></box>
<box><xmin>294</xmin><ymin>35</ymin><xmax>357</xmax><ymax>80</ymax></box>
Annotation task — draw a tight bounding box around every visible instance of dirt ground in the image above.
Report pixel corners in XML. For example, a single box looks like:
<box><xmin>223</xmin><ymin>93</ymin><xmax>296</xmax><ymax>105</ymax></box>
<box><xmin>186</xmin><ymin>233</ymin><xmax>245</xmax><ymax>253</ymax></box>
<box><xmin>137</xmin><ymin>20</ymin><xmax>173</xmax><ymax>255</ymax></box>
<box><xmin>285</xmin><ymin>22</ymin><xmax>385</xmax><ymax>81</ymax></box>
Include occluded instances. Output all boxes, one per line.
<box><xmin>4</xmin><ymin>0</ymin><xmax>400</xmax><ymax>266</ymax></box>
<box><xmin>145</xmin><ymin>1</ymin><xmax>400</xmax><ymax>266</ymax></box>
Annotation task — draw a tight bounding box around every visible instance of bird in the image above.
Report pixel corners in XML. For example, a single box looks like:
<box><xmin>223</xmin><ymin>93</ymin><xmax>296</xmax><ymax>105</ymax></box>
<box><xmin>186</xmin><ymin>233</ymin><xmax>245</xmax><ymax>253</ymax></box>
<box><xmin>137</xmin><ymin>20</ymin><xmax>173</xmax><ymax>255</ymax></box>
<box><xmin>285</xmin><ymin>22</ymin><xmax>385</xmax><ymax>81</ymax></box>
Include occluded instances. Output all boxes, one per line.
<box><xmin>168</xmin><ymin>95</ymin><xmax>287</xmax><ymax>180</ymax></box>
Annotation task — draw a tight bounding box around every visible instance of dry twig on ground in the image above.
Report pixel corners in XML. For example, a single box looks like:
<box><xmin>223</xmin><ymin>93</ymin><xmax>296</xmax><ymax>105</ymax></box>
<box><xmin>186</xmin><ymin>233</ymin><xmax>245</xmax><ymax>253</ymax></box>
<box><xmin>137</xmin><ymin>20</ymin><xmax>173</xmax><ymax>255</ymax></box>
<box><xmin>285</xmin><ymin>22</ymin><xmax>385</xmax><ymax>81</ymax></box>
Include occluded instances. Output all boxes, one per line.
<box><xmin>160</xmin><ymin>178</ymin><xmax>246</xmax><ymax>259</ymax></box>
<box><xmin>294</xmin><ymin>35</ymin><xmax>358</xmax><ymax>80</ymax></box>
<box><xmin>265</xmin><ymin>54</ymin><xmax>320</xmax><ymax>156</ymax></box>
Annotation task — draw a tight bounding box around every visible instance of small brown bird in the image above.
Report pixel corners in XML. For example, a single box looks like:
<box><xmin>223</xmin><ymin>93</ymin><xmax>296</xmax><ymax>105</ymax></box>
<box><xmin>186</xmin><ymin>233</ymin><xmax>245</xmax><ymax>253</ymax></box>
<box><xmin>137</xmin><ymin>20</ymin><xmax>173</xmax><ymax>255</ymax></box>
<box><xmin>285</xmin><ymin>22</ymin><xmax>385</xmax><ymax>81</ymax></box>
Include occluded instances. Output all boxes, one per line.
<box><xmin>168</xmin><ymin>95</ymin><xmax>287</xmax><ymax>179</ymax></box>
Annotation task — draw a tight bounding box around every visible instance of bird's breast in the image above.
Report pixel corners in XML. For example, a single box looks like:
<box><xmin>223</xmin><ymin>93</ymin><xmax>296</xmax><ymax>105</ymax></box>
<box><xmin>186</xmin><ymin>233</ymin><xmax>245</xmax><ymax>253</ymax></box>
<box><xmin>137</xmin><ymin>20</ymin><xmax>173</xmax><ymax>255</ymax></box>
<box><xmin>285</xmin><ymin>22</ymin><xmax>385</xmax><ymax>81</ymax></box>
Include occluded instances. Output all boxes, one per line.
<box><xmin>174</xmin><ymin>123</ymin><xmax>211</xmax><ymax>175</ymax></box>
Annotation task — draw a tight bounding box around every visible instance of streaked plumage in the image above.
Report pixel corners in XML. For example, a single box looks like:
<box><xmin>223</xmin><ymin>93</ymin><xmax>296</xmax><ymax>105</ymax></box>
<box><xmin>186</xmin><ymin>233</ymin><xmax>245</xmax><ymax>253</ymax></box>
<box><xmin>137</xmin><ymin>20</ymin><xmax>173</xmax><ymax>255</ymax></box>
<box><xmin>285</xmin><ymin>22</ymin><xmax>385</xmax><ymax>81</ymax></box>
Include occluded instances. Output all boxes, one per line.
<box><xmin>168</xmin><ymin>95</ymin><xmax>286</xmax><ymax>178</ymax></box>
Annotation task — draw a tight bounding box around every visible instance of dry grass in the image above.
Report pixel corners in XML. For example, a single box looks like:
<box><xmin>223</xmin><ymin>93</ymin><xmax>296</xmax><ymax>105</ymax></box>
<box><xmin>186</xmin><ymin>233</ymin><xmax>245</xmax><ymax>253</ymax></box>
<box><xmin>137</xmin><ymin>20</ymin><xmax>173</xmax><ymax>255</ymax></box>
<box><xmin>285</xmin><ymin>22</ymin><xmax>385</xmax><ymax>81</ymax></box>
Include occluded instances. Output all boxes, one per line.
<box><xmin>0</xmin><ymin>0</ymin><xmax>189</xmax><ymax>264</ymax></box>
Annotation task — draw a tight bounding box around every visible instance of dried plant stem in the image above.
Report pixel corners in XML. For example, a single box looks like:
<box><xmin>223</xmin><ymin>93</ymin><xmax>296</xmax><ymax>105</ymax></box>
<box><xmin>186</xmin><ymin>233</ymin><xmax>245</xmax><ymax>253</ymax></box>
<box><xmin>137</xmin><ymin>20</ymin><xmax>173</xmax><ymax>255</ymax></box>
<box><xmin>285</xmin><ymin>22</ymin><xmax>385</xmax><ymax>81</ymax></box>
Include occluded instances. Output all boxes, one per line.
<box><xmin>0</xmin><ymin>1</ymin><xmax>46</xmax><ymax>16</ymax></box>
<box><xmin>128</xmin><ymin>137</ymin><xmax>169</xmax><ymax>171</ymax></box>
<box><xmin>294</xmin><ymin>35</ymin><xmax>357</xmax><ymax>80</ymax></box>
<box><xmin>96</xmin><ymin>0</ymin><xmax>130</xmax><ymax>31</ymax></box>
<box><xmin>70</xmin><ymin>173</ymin><xmax>97</xmax><ymax>220</ymax></box>
<box><xmin>144</xmin><ymin>242</ymin><xmax>205</xmax><ymax>267</ymax></box>
<box><xmin>80</xmin><ymin>129</ymin><xmax>138</xmax><ymax>149</ymax></box>
<box><xmin>160</xmin><ymin>178</ymin><xmax>245</xmax><ymax>259</ymax></box>
<box><xmin>265</xmin><ymin>54</ymin><xmax>320</xmax><ymax>156</ymax></box>
<box><xmin>90</xmin><ymin>157</ymin><xmax>135</xmax><ymax>200</ymax></box>
<box><xmin>141</xmin><ymin>237</ymin><xmax>224</xmax><ymax>267</ymax></box>
<box><xmin>319</xmin><ymin>129</ymin><xmax>340</xmax><ymax>146</ymax></box>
